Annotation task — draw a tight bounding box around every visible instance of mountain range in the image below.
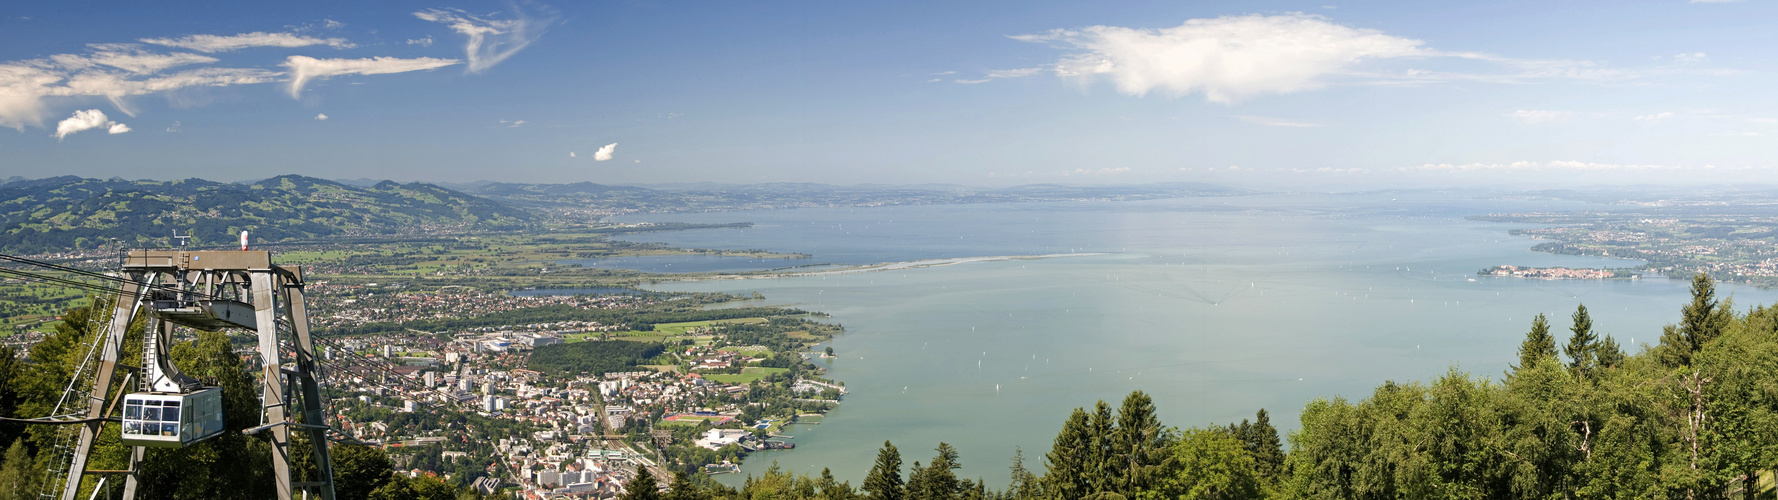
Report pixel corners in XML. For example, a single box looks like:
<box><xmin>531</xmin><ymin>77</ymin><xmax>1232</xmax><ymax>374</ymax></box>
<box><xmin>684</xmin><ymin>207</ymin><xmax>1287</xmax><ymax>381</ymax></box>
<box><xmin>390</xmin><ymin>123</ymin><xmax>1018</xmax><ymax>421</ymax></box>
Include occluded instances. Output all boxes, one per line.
<box><xmin>0</xmin><ymin>175</ymin><xmax>1240</xmax><ymax>253</ymax></box>
<box><xmin>0</xmin><ymin>175</ymin><xmax>534</xmax><ymax>253</ymax></box>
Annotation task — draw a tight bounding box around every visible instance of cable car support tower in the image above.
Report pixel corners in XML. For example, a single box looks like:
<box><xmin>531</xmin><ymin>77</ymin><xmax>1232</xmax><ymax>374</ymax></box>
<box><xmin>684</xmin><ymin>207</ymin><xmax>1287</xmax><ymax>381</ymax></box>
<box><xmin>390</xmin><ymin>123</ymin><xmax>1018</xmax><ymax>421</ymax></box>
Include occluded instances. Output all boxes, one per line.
<box><xmin>57</xmin><ymin>249</ymin><xmax>335</xmax><ymax>500</ymax></box>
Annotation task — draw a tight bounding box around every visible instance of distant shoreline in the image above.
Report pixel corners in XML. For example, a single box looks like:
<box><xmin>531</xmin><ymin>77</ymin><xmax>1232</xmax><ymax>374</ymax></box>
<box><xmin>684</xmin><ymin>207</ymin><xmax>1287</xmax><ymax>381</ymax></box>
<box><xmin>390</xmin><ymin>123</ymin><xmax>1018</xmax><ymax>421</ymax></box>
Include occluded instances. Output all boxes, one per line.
<box><xmin>678</xmin><ymin>253</ymin><xmax>1105</xmax><ymax>281</ymax></box>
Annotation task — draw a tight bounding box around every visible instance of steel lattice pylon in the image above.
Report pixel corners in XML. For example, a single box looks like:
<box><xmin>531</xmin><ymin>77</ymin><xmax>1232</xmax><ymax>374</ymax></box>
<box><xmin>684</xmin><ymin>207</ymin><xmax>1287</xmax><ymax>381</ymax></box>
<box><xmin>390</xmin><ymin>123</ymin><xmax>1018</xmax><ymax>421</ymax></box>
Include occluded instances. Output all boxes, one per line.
<box><xmin>57</xmin><ymin>250</ymin><xmax>336</xmax><ymax>500</ymax></box>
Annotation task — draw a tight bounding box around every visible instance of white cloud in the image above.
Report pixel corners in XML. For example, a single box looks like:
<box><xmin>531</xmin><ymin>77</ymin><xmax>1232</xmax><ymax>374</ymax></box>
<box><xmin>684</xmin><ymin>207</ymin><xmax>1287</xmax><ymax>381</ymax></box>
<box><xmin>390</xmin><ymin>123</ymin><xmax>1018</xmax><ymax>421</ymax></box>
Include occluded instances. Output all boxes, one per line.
<box><xmin>142</xmin><ymin>32</ymin><xmax>355</xmax><ymax>53</ymax></box>
<box><xmin>165</xmin><ymin>121</ymin><xmax>180</xmax><ymax>132</ymax></box>
<box><xmin>283</xmin><ymin>55</ymin><xmax>460</xmax><ymax>97</ymax></box>
<box><xmin>414</xmin><ymin>7</ymin><xmax>554</xmax><ymax>73</ymax></box>
<box><xmin>54</xmin><ymin>109</ymin><xmax>125</xmax><ymax>140</ymax></box>
<box><xmin>1234</xmin><ymin>115</ymin><xmax>1321</xmax><ymax>127</ymax></box>
<box><xmin>593</xmin><ymin>143</ymin><xmax>617</xmax><ymax>161</ymax></box>
<box><xmin>408</xmin><ymin>36</ymin><xmax>435</xmax><ymax>47</ymax></box>
<box><xmin>324</xmin><ymin>19</ymin><xmax>346</xmax><ymax>29</ymax></box>
<box><xmin>1673</xmin><ymin>52</ymin><xmax>1708</xmax><ymax>63</ymax></box>
<box><xmin>1634</xmin><ymin>112</ymin><xmax>1675</xmax><ymax>122</ymax></box>
<box><xmin>315</xmin><ymin>113</ymin><xmax>328</xmax><ymax>121</ymax></box>
<box><xmin>955</xmin><ymin>78</ymin><xmax>992</xmax><ymax>84</ymax></box>
<box><xmin>570</xmin><ymin>151</ymin><xmax>576</xmax><ymax>158</ymax></box>
<box><xmin>1508</xmin><ymin>109</ymin><xmax>1573</xmax><ymax>125</ymax></box>
<box><xmin>1016</xmin><ymin>13</ymin><xmax>1426</xmax><ymax>103</ymax></box>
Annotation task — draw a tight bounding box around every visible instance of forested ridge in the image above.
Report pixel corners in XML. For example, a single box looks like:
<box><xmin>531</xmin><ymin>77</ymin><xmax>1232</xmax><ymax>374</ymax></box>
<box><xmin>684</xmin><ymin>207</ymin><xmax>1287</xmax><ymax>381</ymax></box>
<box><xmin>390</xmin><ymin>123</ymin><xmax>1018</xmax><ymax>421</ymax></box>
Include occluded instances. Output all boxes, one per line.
<box><xmin>0</xmin><ymin>175</ymin><xmax>534</xmax><ymax>253</ymax></box>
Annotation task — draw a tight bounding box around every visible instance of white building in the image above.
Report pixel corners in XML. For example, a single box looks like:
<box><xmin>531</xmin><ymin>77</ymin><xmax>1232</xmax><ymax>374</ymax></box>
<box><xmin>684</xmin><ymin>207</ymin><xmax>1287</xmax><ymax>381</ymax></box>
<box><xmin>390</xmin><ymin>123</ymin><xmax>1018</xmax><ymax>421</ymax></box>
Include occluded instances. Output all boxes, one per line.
<box><xmin>694</xmin><ymin>429</ymin><xmax>747</xmax><ymax>450</ymax></box>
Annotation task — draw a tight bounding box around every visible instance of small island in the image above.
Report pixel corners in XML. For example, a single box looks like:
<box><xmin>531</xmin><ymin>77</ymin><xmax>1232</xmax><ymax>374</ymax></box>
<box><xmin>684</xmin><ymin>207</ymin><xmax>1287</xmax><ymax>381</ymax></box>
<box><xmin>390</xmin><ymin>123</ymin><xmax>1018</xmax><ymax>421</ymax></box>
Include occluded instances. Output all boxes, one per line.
<box><xmin>1479</xmin><ymin>265</ymin><xmax>1637</xmax><ymax>280</ymax></box>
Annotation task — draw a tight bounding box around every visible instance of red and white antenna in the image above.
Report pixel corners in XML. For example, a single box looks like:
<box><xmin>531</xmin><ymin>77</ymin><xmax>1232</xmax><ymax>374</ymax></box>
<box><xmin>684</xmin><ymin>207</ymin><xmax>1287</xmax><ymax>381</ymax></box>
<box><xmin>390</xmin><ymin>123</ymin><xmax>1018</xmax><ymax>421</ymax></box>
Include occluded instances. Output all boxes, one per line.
<box><xmin>239</xmin><ymin>231</ymin><xmax>249</xmax><ymax>251</ymax></box>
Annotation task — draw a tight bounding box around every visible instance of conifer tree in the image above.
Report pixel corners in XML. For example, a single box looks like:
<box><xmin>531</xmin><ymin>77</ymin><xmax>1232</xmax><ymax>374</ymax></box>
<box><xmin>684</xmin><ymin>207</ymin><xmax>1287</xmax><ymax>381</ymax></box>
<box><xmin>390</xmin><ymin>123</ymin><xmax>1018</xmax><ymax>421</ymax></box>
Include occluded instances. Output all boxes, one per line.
<box><xmin>1087</xmin><ymin>401</ymin><xmax>1116</xmax><ymax>494</ymax></box>
<box><xmin>864</xmin><ymin>441</ymin><xmax>905</xmax><ymax>500</ymax></box>
<box><xmin>666</xmin><ymin>471</ymin><xmax>708</xmax><ymax>500</ymax></box>
<box><xmin>1516</xmin><ymin>313</ymin><xmax>1559</xmax><ymax>371</ymax></box>
<box><xmin>1244</xmin><ymin>409</ymin><xmax>1286</xmax><ymax>481</ymax></box>
<box><xmin>1112</xmin><ymin>391</ymin><xmax>1171</xmax><ymax>496</ymax></box>
<box><xmin>1042</xmin><ymin>408</ymin><xmax>1092</xmax><ymax>499</ymax></box>
<box><xmin>906</xmin><ymin>443</ymin><xmax>961</xmax><ymax>500</ymax></box>
<box><xmin>0</xmin><ymin>440</ymin><xmax>36</xmax><ymax>500</ymax></box>
<box><xmin>1659</xmin><ymin>273</ymin><xmax>1732</xmax><ymax>367</ymax></box>
<box><xmin>1565</xmin><ymin>304</ymin><xmax>1598</xmax><ymax>375</ymax></box>
<box><xmin>1595</xmin><ymin>335</ymin><xmax>1625</xmax><ymax>370</ymax></box>
<box><xmin>622</xmin><ymin>469</ymin><xmax>662</xmax><ymax>500</ymax></box>
<box><xmin>1007</xmin><ymin>448</ymin><xmax>1042</xmax><ymax>500</ymax></box>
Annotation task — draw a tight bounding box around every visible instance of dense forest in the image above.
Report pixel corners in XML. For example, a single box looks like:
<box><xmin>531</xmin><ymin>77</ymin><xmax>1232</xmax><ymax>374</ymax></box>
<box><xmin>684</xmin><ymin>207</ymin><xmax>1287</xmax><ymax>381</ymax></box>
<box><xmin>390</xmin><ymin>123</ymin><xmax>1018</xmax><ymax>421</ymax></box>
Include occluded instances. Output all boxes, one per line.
<box><xmin>619</xmin><ymin>274</ymin><xmax>1778</xmax><ymax>500</ymax></box>
<box><xmin>528</xmin><ymin>340</ymin><xmax>667</xmax><ymax>377</ymax></box>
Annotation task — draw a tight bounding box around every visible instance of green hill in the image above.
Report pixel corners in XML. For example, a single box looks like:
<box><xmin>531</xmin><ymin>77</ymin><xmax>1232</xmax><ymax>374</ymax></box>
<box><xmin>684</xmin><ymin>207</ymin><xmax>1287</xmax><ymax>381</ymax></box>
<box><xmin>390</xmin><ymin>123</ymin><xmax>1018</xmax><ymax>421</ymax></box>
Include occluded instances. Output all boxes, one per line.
<box><xmin>0</xmin><ymin>175</ymin><xmax>535</xmax><ymax>253</ymax></box>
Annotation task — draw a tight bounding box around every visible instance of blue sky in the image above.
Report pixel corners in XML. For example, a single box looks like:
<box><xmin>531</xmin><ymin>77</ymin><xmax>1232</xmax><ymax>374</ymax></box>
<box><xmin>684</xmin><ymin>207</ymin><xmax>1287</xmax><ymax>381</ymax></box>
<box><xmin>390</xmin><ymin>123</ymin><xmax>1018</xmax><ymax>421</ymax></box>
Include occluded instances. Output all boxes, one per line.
<box><xmin>2</xmin><ymin>0</ymin><xmax>1776</xmax><ymax>188</ymax></box>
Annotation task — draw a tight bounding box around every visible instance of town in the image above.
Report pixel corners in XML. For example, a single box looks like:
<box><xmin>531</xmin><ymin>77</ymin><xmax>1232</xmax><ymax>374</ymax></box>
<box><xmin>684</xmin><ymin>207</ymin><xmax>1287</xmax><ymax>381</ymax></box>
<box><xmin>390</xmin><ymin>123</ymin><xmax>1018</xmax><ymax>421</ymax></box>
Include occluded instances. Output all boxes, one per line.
<box><xmin>290</xmin><ymin>283</ymin><xmax>848</xmax><ymax>498</ymax></box>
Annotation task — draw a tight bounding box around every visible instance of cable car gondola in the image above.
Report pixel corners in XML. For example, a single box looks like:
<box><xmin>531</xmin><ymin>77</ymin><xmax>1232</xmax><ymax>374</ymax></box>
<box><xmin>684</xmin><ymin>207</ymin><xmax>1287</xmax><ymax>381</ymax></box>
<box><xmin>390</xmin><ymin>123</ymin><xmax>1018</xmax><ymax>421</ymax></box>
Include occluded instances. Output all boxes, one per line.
<box><xmin>120</xmin><ymin>388</ymin><xmax>225</xmax><ymax>448</ymax></box>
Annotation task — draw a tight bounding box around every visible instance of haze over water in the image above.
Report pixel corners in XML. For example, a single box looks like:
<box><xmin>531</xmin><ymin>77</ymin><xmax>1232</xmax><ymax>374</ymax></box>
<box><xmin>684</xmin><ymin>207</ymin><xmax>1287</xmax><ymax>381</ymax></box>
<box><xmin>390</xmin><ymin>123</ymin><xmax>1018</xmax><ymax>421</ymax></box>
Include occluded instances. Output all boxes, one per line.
<box><xmin>606</xmin><ymin>192</ymin><xmax>1778</xmax><ymax>488</ymax></box>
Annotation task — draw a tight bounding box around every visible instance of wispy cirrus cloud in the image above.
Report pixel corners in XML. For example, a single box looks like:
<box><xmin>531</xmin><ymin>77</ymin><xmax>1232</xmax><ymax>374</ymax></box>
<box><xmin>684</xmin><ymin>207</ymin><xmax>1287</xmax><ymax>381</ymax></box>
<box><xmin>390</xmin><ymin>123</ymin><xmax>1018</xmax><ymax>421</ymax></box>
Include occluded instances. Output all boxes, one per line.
<box><xmin>50</xmin><ymin>45</ymin><xmax>217</xmax><ymax>75</ymax></box>
<box><xmin>954</xmin><ymin>67</ymin><xmax>1045</xmax><ymax>84</ymax></box>
<box><xmin>1</xmin><ymin>25</ymin><xmax>446</xmax><ymax>130</ymax></box>
<box><xmin>283</xmin><ymin>55</ymin><xmax>460</xmax><ymax>98</ymax></box>
<box><xmin>414</xmin><ymin>6</ymin><xmax>555</xmax><ymax>73</ymax></box>
<box><xmin>0</xmin><ymin>53</ymin><xmax>278</xmax><ymax>129</ymax></box>
<box><xmin>142</xmin><ymin>32</ymin><xmax>355</xmax><ymax>53</ymax></box>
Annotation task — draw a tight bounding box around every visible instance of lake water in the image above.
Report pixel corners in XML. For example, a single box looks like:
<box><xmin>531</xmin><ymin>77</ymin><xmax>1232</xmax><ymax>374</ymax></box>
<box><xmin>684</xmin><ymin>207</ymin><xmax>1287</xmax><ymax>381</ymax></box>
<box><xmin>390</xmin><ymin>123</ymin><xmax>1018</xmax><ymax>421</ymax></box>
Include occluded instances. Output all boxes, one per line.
<box><xmin>510</xmin><ymin>287</ymin><xmax>646</xmax><ymax>297</ymax></box>
<box><xmin>605</xmin><ymin>192</ymin><xmax>1778</xmax><ymax>488</ymax></box>
<box><xmin>558</xmin><ymin>255</ymin><xmax>817</xmax><ymax>273</ymax></box>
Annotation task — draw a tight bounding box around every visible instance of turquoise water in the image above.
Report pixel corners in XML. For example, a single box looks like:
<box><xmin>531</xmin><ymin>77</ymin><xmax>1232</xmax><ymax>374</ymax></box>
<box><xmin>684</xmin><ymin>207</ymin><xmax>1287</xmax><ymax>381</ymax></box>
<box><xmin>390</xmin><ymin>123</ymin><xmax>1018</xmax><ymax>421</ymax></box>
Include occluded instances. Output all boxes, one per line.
<box><xmin>510</xmin><ymin>287</ymin><xmax>642</xmax><ymax>296</ymax></box>
<box><xmin>559</xmin><ymin>255</ymin><xmax>816</xmax><ymax>273</ymax></box>
<box><xmin>609</xmin><ymin>192</ymin><xmax>1778</xmax><ymax>488</ymax></box>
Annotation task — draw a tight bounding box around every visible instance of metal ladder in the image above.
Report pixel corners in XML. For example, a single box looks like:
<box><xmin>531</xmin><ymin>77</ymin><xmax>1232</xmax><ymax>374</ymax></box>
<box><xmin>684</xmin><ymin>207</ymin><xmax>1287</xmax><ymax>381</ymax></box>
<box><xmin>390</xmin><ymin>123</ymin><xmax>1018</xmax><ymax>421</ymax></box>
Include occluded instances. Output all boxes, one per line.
<box><xmin>37</xmin><ymin>317</ymin><xmax>110</xmax><ymax>500</ymax></box>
